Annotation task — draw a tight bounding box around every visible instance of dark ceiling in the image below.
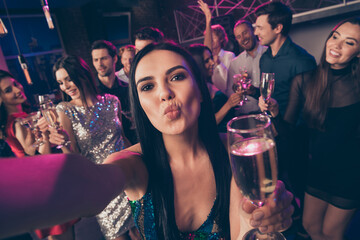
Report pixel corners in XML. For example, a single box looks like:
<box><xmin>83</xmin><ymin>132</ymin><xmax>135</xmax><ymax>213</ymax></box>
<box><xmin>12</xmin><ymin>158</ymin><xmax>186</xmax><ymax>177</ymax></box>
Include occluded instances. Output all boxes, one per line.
<box><xmin>0</xmin><ymin>0</ymin><xmax>138</xmax><ymax>10</ymax></box>
<box><xmin>0</xmin><ymin>0</ymin><xmax>93</xmax><ymax>9</ymax></box>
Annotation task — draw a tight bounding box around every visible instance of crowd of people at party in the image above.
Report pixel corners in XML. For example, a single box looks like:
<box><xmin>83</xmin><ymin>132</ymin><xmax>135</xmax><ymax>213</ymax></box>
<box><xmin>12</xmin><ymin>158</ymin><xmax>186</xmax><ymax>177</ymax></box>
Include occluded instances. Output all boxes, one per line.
<box><xmin>0</xmin><ymin>1</ymin><xmax>359</xmax><ymax>240</ymax></box>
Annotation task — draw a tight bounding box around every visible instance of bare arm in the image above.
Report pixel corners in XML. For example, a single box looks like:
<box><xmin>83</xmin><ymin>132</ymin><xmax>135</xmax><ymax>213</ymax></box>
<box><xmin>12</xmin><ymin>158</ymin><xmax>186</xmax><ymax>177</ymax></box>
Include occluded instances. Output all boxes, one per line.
<box><xmin>214</xmin><ymin>93</ymin><xmax>241</xmax><ymax>124</ymax></box>
<box><xmin>0</xmin><ymin>145</ymin><xmax>147</xmax><ymax>238</ymax></box>
<box><xmin>199</xmin><ymin>0</ymin><xmax>212</xmax><ymax>50</ymax></box>
<box><xmin>0</xmin><ymin>154</ymin><xmax>126</xmax><ymax>238</ymax></box>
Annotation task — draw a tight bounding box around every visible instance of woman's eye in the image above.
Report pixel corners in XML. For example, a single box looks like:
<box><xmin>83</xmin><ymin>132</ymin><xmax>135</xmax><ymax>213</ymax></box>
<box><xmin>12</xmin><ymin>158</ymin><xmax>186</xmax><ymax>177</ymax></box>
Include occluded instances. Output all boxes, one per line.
<box><xmin>332</xmin><ymin>34</ymin><xmax>338</xmax><ymax>39</ymax></box>
<box><xmin>4</xmin><ymin>87</ymin><xmax>12</xmax><ymax>93</ymax></box>
<box><xmin>140</xmin><ymin>84</ymin><xmax>153</xmax><ymax>92</ymax></box>
<box><xmin>346</xmin><ymin>41</ymin><xmax>355</xmax><ymax>46</ymax></box>
<box><xmin>171</xmin><ymin>73</ymin><xmax>186</xmax><ymax>81</ymax></box>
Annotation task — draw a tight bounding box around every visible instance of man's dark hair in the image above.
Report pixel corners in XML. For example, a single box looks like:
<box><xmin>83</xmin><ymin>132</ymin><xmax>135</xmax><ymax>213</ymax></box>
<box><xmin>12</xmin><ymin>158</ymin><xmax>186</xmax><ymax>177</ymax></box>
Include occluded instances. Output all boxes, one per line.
<box><xmin>255</xmin><ymin>1</ymin><xmax>292</xmax><ymax>36</ymax></box>
<box><xmin>91</xmin><ymin>40</ymin><xmax>117</xmax><ymax>58</ymax></box>
<box><xmin>134</xmin><ymin>27</ymin><xmax>164</xmax><ymax>42</ymax></box>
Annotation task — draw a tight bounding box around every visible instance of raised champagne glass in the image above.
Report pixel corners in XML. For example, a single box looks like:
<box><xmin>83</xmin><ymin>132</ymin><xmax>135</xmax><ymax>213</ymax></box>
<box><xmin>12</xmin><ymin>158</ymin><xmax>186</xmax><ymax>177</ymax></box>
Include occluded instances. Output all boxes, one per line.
<box><xmin>17</xmin><ymin>111</ymin><xmax>44</xmax><ymax>148</ymax></box>
<box><xmin>39</xmin><ymin>95</ymin><xmax>70</xmax><ymax>149</ymax></box>
<box><xmin>233</xmin><ymin>67</ymin><xmax>252</xmax><ymax>106</ymax></box>
<box><xmin>260</xmin><ymin>73</ymin><xmax>275</xmax><ymax>116</ymax></box>
<box><xmin>227</xmin><ymin>114</ymin><xmax>285</xmax><ymax>240</ymax></box>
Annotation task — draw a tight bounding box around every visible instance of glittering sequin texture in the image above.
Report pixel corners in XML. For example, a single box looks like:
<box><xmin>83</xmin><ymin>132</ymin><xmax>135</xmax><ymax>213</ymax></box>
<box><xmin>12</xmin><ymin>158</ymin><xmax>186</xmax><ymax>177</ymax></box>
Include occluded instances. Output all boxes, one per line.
<box><xmin>129</xmin><ymin>192</ymin><xmax>224</xmax><ymax>240</ymax></box>
<box><xmin>56</xmin><ymin>94</ymin><xmax>134</xmax><ymax>239</ymax></box>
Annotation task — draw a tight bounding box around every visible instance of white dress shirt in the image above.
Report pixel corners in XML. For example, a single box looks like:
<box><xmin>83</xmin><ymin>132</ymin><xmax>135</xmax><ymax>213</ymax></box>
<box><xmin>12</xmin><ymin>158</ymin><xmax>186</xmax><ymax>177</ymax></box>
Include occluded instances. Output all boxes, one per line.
<box><xmin>227</xmin><ymin>44</ymin><xmax>268</xmax><ymax>114</ymax></box>
<box><xmin>115</xmin><ymin>68</ymin><xmax>129</xmax><ymax>84</ymax></box>
<box><xmin>211</xmin><ymin>49</ymin><xmax>235</xmax><ymax>93</ymax></box>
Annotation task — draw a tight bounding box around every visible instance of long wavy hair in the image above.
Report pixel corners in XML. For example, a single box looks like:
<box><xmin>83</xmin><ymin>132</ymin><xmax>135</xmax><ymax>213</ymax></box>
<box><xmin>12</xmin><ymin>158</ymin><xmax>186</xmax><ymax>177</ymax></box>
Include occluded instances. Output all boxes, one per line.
<box><xmin>129</xmin><ymin>42</ymin><xmax>231</xmax><ymax>239</ymax></box>
<box><xmin>53</xmin><ymin>56</ymin><xmax>98</xmax><ymax>109</ymax></box>
<box><xmin>0</xmin><ymin>70</ymin><xmax>31</xmax><ymax>139</ymax></box>
<box><xmin>303</xmin><ymin>17</ymin><xmax>360</xmax><ymax>130</ymax></box>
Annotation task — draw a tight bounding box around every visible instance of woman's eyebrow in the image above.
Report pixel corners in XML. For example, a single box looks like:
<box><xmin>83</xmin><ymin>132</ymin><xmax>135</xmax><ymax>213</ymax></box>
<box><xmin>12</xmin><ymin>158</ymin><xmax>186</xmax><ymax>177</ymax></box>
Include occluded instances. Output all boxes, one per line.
<box><xmin>136</xmin><ymin>65</ymin><xmax>188</xmax><ymax>87</ymax></box>
<box><xmin>334</xmin><ymin>30</ymin><xmax>359</xmax><ymax>43</ymax></box>
<box><xmin>165</xmin><ymin>65</ymin><xmax>187</xmax><ymax>75</ymax></box>
<box><xmin>136</xmin><ymin>76</ymin><xmax>153</xmax><ymax>87</ymax></box>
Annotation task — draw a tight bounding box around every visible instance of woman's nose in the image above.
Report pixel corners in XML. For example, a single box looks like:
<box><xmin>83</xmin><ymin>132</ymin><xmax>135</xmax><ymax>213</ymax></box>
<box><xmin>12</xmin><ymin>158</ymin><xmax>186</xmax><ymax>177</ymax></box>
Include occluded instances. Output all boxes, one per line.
<box><xmin>63</xmin><ymin>82</ymin><xmax>70</xmax><ymax>89</ymax></box>
<box><xmin>13</xmin><ymin>86</ymin><xmax>22</xmax><ymax>93</ymax></box>
<box><xmin>159</xmin><ymin>84</ymin><xmax>174</xmax><ymax>101</ymax></box>
<box><xmin>334</xmin><ymin>40</ymin><xmax>342</xmax><ymax>49</ymax></box>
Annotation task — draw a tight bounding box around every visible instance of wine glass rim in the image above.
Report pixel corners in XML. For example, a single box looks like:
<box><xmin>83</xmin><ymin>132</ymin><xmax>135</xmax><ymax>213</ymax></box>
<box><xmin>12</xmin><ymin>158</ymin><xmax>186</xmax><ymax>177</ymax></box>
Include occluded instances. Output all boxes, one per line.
<box><xmin>227</xmin><ymin>114</ymin><xmax>271</xmax><ymax>133</ymax></box>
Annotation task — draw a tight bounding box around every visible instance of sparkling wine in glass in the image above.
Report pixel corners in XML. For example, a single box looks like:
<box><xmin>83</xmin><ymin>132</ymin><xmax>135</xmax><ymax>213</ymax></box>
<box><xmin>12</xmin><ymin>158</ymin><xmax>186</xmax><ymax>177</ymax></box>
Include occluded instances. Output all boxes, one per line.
<box><xmin>17</xmin><ymin>111</ymin><xmax>44</xmax><ymax>148</ymax></box>
<box><xmin>227</xmin><ymin>114</ymin><xmax>285</xmax><ymax>240</ymax></box>
<box><xmin>260</xmin><ymin>73</ymin><xmax>275</xmax><ymax>116</ymax></box>
<box><xmin>39</xmin><ymin>95</ymin><xmax>70</xmax><ymax>149</ymax></box>
<box><xmin>233</xmin><ymin>67</ymin><xmax>252</xmax><ymax>106</ymax></box>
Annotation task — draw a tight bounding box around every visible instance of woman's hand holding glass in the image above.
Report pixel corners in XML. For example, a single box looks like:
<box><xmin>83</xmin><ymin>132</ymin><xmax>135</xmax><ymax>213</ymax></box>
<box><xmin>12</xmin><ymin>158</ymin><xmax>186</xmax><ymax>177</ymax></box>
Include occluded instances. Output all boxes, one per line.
<box><xmin>233</xmin><ymin>68</ymin><xmax>252</xmax><ymax>106</ymax></box>
<box><xmin>48</xmin><ymin>125</ymin><xmax>71</xmax><ymax>149</ymax></box>
<box><xmin>40</xmin><ymin>98</ymin><xmax>71</xmax><ymax>149</ymax></box>
<box><xmin>241</xmin><ymin>181</ymin><xmax>294</xmax><ymax>235</ymax></box>
<box><xmin>228</xmin><ymin>114</ymin><xmax>290</xmax><ymax>239</ymax></box>
<box><xmin>36</xmin><ymin>116</ymin><xmax>51</xmax><ymax>142</ymax></box>
<box><xmin>17</xmin><ymin>111</ymin><xmax>44</xmax><ymax>148</ymax></box>
<box><xmin>226</xmin><ymin>92</ymin><xmax>243</xmax><ymax>109</ymax></box>
<box><xmin>258</xmin><ymin>97</ymin><xmax>279</xmax><ymax>118</ymax></box>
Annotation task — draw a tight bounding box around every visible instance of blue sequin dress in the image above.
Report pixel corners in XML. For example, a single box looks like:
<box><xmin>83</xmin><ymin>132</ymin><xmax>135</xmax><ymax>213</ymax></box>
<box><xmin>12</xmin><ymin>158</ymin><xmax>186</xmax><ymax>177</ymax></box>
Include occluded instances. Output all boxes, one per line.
<box><xmin>129</xmin><ymin>192</ymin><xmax>225</xmax><ymax>240</ymax></box>
<box><xmin>56</xmin><ymin>94</ymin><xmax>134</xmax><ymax>239</ymax></box>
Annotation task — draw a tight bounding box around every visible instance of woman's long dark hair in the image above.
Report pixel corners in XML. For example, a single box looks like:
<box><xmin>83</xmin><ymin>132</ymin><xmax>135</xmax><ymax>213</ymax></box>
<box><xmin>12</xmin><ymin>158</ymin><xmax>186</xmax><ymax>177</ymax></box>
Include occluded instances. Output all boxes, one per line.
<box><xmin>53</xmin><ymin>56</ymin><xmax>98</xmax><ymax>109</ymax></box>
<box><xmin>0</xmin><ymin>70</ymin><xmax>31</xmax><ymax>139</ymax></box>
<box><xmin>129</xmin><ymin>42</ymin><xmax>231</xmax><ymax>239</ymax></box>
<box><xmin>303</xmin><ymin>17</ymin><xmax>360</xmax><ymax>130</ymax></box>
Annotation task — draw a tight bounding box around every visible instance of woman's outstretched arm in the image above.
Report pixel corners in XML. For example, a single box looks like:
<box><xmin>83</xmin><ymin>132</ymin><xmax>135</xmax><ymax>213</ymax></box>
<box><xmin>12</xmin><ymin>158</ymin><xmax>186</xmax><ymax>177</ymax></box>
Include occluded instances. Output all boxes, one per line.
<box><xmin>0</xmin><ymin>154</ymin><xmax>127</xmax><ymax>238</ymax></box>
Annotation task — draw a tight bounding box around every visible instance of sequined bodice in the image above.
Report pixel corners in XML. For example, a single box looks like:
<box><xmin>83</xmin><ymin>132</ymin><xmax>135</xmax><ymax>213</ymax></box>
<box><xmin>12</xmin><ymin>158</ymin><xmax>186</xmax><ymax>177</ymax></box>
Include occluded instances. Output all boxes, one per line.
<box><xmin>129</xmin><ymin>192</ymin><xmax>224</xmax><ymax>240</ymax></box>
<box><xmin>56</xmin><ymin>94</ymin><xmax>125</xmax><ymax>164</ymax></box>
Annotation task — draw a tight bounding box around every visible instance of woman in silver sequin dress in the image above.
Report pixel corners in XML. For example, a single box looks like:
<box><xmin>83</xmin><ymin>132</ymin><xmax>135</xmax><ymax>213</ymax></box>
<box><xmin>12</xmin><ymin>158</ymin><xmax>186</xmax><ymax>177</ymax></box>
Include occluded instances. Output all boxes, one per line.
<box><xmin>49</xmin><ymin>56</ymin><xmax>137</xmax><ymax>240</ymax></box>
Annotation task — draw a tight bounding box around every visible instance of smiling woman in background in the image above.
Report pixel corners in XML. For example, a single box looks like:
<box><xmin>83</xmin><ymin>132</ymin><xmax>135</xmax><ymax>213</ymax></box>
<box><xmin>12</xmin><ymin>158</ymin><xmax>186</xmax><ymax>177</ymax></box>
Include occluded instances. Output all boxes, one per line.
<box><xmin>49</xmin><ymin>55</ymin><xmax>136</xmax><ymax>240</ymax></box>
<box><xmin>0</xmin><ymin>70</ymin><xmax>50</xmax><ymax>157</ymax></box>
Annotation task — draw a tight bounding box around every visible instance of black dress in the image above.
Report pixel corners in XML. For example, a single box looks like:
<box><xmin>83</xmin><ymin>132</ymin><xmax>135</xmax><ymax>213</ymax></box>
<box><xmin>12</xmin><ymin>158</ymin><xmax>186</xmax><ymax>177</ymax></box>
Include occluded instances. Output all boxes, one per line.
<box><xmin>275</xmin><ymin>66</ymin><xmax>360</xmax><ymax>209</ymax></box>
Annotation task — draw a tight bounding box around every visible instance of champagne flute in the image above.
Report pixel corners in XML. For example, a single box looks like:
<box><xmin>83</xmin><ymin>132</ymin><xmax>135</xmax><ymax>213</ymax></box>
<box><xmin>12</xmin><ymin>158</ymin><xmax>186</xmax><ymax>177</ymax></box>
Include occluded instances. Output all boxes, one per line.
<box><xmin>39</xmin><ymin>95</ymin><xmax>70</xmax><ymax>149</ymax></box>
<box><xmin>17</xmin><ymin>111</ymin><xmax>44</xmax><ymax>148</ymax></box>
<box><xmin>233</xmin><ymin>67</ymin><xmax>252</xmax><ymax>106</ymax></box>
<box><xmin>260</xmin><ymin>73</ymin><xmax>275</xmax><ymax>116</ymax></box>
<box><xmin>227</xmin><ymin>114</ymin><xmax>285</xmax><ymax>240</ymax></box>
